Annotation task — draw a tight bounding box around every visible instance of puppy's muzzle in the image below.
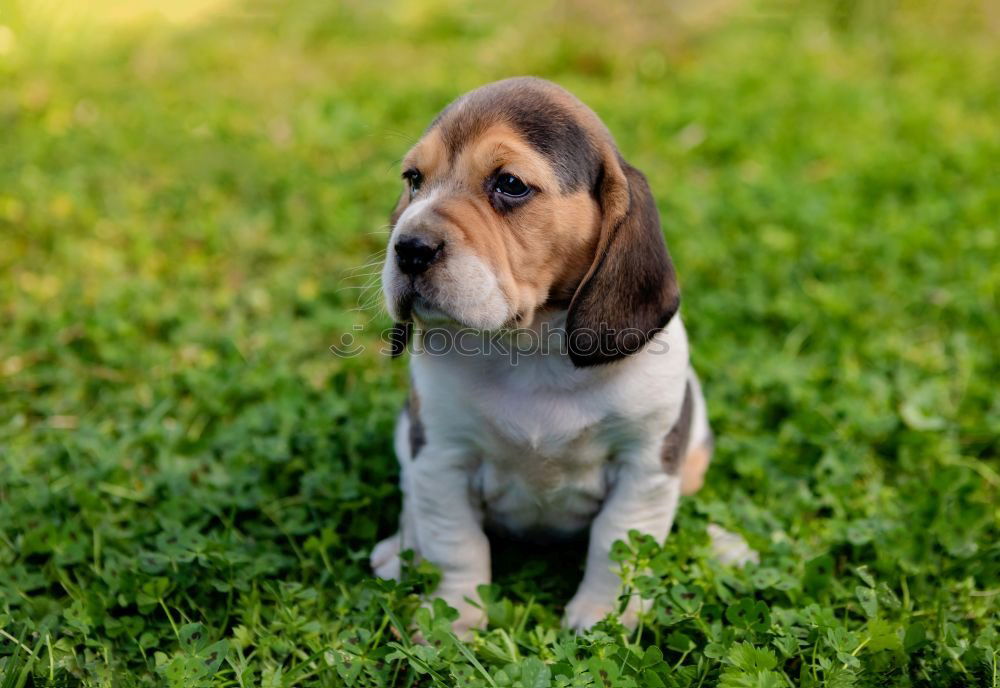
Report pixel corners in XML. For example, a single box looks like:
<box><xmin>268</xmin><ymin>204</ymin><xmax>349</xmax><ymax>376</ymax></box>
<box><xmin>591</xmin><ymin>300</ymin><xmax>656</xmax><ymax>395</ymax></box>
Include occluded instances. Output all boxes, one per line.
<box><xmin>394</xmin><ymin>235</ymin><xmax>443</xmax><ymax>276</ymax></box>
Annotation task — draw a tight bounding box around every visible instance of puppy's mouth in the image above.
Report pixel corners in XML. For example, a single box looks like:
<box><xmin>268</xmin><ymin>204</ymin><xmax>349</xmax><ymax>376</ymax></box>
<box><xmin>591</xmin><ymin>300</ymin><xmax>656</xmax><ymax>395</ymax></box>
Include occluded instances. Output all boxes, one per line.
<box><xmin>394</xmin><ymin>283</ymin><xmax>459</xmax><ymax>327</ymax></box>
<box><xmin>411</xmin><ymin>295</ymin><xmax>456</xmax><ymax>326</ymax></box>
<box><xmin>395</xmin><ymin>285</ymin><xmax>522</xmax><ymax>331</ymax></box>
<box><xmin>387</xmin><ymin>261</ymin><xmax>519</xmax><ymax>332</ymax></box>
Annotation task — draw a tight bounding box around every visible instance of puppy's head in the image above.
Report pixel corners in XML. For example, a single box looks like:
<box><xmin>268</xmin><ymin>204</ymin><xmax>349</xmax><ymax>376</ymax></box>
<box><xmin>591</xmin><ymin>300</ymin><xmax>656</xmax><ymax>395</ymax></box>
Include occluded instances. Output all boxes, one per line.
<box><xmin>382</xmin><ymin>77</ymin><xmax>679</xmax><ymax>366</ymax></box>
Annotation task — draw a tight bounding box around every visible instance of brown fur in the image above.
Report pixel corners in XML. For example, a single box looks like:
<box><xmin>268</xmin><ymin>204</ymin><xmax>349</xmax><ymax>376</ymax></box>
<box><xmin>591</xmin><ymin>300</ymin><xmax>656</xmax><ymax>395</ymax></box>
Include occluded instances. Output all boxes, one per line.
<box><xmin>680</xmin><ymin>442</ymin><xmax>712</xmax><ymax>496</ymax></box>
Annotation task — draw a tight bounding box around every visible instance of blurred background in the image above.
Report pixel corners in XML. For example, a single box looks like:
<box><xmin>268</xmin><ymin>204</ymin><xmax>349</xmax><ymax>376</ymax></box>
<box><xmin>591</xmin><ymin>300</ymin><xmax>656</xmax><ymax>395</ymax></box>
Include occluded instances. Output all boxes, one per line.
<box><xmin>2</xmin><ymin>0</ymin><xmax>997</xmax><ymax>385</ymax></box>
<box><xmin>1</xmin><ymin>0</ymin><xmax>997</xmax><ymax>684</ymax></box>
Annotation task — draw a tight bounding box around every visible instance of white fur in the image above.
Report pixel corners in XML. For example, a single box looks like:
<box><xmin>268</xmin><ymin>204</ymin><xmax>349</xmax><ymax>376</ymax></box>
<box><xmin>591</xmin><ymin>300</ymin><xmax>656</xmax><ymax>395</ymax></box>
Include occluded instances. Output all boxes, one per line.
<box><xmin>382</xmin><ymin>193</ymin><xmax>512</xmax><ymax>329</ymax></box>
<box><xmin>371</xmin><ymin>309</ymin><xmax>713</xmax><ymax>633</ymax></box>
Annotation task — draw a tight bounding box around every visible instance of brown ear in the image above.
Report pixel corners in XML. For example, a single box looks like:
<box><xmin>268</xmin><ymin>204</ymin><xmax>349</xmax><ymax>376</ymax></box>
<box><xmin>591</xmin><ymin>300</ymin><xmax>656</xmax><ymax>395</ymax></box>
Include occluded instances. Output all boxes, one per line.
<box><xmin>566</xmin><ymin>153</ymin><xmax>679</xmax><ymax>367</ymax></box>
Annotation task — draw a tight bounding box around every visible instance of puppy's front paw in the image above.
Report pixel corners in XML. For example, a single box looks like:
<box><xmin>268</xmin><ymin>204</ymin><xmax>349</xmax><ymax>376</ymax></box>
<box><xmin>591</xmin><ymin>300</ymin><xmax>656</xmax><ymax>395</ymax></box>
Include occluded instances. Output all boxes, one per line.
<box><xmin>706</xmin><ymin>524</ymin><xmax>759</xmax><ymax>567</ymax></box>
<box><xmin>370</xmin><ymin>533</ymin><xmax>402</xmax><ymax>580</ymax></box>
<box><xmin>414</xmin><ymin>594</ymin><xmax>486</xmax><ymax>643</ymax></box>
<box><xmin>448</xmin><ymin>599</ymin><xmax>487</xmax><ymax>640</ymax></box>
<box><xmin>563</xmin><ymin>592</ymin><xmax>645</xmax><ymax>632</ymax></box>
<box><xmin>564</xmin><ymin>594</ymin><xmax>614</xmax><ymax>632</ymax></box>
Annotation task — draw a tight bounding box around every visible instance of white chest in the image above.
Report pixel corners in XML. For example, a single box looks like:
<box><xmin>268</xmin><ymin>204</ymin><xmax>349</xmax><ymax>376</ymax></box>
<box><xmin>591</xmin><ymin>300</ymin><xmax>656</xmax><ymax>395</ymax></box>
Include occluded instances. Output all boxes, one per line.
<box><xmin>469</xmin><ymin>384</ymin><xmax>621</xmax><ymax>535</ymax></box>
<box><xmin>410</xmin><ymin>315</ymin><xmax>690</xmax><ymax>536</ymax></box>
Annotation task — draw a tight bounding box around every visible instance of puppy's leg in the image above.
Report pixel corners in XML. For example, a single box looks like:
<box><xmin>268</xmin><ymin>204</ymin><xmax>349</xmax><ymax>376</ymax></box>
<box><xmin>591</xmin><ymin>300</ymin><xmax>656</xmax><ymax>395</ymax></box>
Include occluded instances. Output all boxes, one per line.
<box><xmin>371</xmin><ymin>407</ymin><xmax>488</xmax><ymax>636</ymax></box>
<box><xmin>371</xmin><ymin>406</ymin><xmax>417</xmax><ymax>580</ymax></box>
<box><xmin>565</xmin><ymin>455</ymin><xmax>681</xmax><ymax>631</ymax></box>
<box><xmin>408</xmin><ymin>446</ymin><xmax>490</xmax><ymax>636</ymax></box>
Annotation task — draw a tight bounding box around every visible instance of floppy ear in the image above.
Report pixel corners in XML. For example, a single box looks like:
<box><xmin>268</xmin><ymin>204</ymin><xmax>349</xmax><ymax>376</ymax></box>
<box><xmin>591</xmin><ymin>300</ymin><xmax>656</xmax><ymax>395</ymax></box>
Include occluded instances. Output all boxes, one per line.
<box><xmin>566</xmin><ymin>153</ymin><xmax>680</xmax><ymax>367</ymax></box>
<box><xmin>388</xmin><ymin>190</ymin><xmax>411</xmax><ymax>357</ymax></box>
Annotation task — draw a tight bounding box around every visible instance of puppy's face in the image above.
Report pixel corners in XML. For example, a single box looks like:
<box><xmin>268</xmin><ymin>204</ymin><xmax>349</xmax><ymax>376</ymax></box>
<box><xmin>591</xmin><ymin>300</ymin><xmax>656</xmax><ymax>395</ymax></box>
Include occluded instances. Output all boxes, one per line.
<box><xmin>383</xmin><ymin>77</ymin><xmax>681</xmax><ymax>366</ymax></box>
<box><xmin>382</xmin><ymin>81</ymin><xmax>604</xmax><ymax>330</ymax></box>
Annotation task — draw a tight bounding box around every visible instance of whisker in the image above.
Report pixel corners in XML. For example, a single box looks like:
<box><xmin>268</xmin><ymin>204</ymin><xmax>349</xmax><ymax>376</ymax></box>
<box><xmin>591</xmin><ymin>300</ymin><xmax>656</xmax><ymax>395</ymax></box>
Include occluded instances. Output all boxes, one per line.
<box><xmin>337</xmin><ymin>274</ymin><xmax>383</xmax><ymax>287</ymax></box>
<box><xmin>339</xmin><ymin>268</ymin><xmax>383</xmax><ymax>279</ymax></box>
<box><xmin>339</xmin><ymin>261</ymin><xmax>386</xmax><ymax>279</ymax></box>
<box><xmin>342</xmin><ymin>251</ymin><xmax>387</xmax><ymax>269</ymax></box>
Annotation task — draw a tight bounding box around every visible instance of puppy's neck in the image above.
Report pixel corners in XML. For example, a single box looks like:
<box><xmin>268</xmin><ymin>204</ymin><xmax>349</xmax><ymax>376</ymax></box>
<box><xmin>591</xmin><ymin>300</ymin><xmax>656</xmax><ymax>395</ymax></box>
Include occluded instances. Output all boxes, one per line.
<box><xmin>410</xmin><ymin>308</ymin><xmax>572</xmax><ymax>358</ymax></box>
<box><xmin>410</xmin><ymin>308</ymin><xmax>632</xmax><ymax>397</ymax></box>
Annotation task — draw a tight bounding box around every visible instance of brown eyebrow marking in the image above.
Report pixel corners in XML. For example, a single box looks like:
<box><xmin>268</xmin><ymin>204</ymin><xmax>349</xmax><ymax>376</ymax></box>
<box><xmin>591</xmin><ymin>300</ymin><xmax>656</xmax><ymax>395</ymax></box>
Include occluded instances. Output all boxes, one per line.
<box><xmin>402</xmin><ymin>128</ymin><xmax>447</xmax><ymax>178</ymax></box>
<box><xmin>484</xmin><ymin>141</ymin><xmax>522</xmax><ymax>170</ymax></box>
<box><xmin>429</xmin><ymin>78</ymin><xmax>602</xmax><ymax>194</ymax></box>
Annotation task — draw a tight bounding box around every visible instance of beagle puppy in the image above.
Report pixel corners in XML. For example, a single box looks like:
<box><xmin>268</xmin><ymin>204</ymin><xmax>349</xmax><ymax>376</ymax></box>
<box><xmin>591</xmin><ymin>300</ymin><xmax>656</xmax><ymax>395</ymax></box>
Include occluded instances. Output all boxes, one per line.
<box><xmin>370</xmin><ymin>77</ymin><xmax>716</xmax><ymax>634</ymax></box>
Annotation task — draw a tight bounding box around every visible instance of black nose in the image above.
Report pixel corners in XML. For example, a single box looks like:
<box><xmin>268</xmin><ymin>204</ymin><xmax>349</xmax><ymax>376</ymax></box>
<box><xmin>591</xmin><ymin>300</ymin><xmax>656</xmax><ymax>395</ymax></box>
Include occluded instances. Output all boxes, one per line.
<box><xmin>394</xmin><ymin>236</ymin><xmax>442</xmax><ymax>276</ymax></box>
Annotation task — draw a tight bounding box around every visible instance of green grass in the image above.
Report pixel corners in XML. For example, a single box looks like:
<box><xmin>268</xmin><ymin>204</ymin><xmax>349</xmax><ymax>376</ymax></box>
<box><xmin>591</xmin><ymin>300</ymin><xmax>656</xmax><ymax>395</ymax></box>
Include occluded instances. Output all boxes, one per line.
<box><xmin>1</xmin><ymin>0</ymin><xmax>998</xmax><ymax>685</ymax></box>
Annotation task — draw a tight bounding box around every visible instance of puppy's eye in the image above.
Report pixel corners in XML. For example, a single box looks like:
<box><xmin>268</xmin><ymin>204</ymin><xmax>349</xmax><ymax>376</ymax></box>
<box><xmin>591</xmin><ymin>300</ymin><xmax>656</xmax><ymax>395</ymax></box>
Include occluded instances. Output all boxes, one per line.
<box><xmin>494</xmin><ymin>173</ymin><xmax>529</xmax><ymax>198</ymax></box>
<box><xmin>402</xmin><ymin>169</ymin><xmax>423</xmax><ymax>196</ymax></box>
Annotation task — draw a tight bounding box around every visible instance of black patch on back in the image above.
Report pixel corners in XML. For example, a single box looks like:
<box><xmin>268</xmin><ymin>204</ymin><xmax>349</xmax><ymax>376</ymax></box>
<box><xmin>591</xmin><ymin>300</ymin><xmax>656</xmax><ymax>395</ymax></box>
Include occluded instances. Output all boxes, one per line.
<box><xmin>405</xmin><ymin>387</ymin><xmax>425</xmax><ymax>459</ymax></box>
<box><xmin>662</xmin><ymin>380</ymin><xmax>693</xmax><ymax>475</ymax></box>
<box><xmin>432</xmin><ymin>80</ymin><xmax>602</xmax><ymax>194</ymax></box>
